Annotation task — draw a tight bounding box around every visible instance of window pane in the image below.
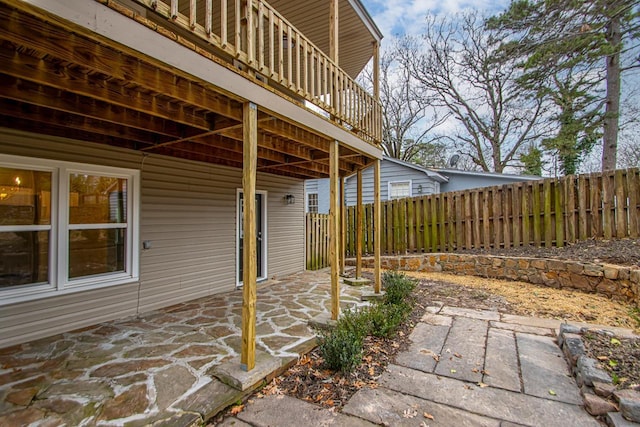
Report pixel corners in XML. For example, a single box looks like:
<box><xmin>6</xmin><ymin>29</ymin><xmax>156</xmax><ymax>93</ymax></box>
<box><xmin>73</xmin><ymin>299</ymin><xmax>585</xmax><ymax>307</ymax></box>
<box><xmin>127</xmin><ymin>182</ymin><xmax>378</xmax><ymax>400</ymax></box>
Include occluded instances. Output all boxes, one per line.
<box><xmin>69</xmin><ymin>174</ymin><xmax>127</xmax><ymax>224</ymax></box>
<box><xmin>0</xmin><ymin>231</ymin><xmax>49</xmax><ymax>287</ymax></box>
<box><xmin>0</xmin><ymin>168</ymin><xmax>51</xmax><ymax>225</ymax></box>
<box><xmin>69</xmin><ymin>228</ymin><xmax>125</xmax><ymax>279</ymax></box>
<box><xmin>390</xmin><ymin>182</ymin><xmax>410</xmax><ymax>199</ymax></box>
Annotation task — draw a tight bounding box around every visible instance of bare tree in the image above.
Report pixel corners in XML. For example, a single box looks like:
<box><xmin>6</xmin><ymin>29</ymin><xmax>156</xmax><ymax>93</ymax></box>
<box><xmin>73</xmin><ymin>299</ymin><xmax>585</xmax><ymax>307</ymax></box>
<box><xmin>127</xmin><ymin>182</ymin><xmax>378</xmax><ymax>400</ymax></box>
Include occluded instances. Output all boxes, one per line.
<box><xmin>397</xmin><ymin>12</ymin><xmax>547</xmax><ymax>173</ymax></box>
<box><xmin>360</xmin><ymin>47</ymin><xmax>450</xmax><ymax>166</ymax></box>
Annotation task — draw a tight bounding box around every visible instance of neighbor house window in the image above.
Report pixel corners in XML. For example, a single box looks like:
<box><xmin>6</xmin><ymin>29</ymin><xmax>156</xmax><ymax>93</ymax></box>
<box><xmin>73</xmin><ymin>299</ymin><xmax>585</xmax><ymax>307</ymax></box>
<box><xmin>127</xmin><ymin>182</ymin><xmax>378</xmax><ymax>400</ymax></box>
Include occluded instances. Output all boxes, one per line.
<box><xmin>388</xmin><ymin>180</ymin><xmax>411</xmax><ymax>199</ymax></box>
<box><xmin>307</xmin><ymin>193</ymin><xmax>318</xmax><ymax>213</ymax></box>
<box><xmin>0</xmin><ymin>155</ymin><xmax>139</xmax><ymax>304</ymax></box>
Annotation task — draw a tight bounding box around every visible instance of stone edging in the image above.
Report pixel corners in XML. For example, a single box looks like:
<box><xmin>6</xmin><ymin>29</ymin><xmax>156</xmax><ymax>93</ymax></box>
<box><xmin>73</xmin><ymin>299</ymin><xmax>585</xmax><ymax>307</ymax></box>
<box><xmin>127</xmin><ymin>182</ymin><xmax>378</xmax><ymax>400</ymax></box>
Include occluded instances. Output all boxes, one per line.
<box><xmin>558</xmin><ymin>324</ymin><xmax>640</xmax><ymax>425</ymax></box>
<box><xmin>350</xmin><ymin>254</ymin><xmax>640</xmax><ymax>305</ymax></box>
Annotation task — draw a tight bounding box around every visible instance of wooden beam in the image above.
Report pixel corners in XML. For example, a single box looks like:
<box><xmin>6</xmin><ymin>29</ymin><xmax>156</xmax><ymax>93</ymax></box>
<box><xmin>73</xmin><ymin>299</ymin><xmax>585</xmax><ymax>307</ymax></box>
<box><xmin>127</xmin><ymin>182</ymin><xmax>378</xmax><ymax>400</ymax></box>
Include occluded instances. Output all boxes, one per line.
<box><xmin>329</xmin><ymin>0</ymin><xmax>339</xmax><ymax>63</ymax></box>
<box><xmin>340</xmin><ymin>176</ymin><xmax>346</xmax><ymax>275</ymax></box>
<box><xmin>0</xmin><ymin>47</ymin><xmax>211</xmax><ymax>131</ymax></box>
<box><xmin>141</xmin><ymin>120</ymin><xmax>242</xmax><ymax>151</ymax></box>
<box><xmin>329</xmin><ymin>139</ymin><xmax>340</xmax><ymax>320</ymax></box>
<box><xmin>0</xmin><ymin>75</ymin><xmax>194</xmax><ymax>137</ymax></box>
<box><xmin>373</xmin><ymin>41</ymin><xmax>380</xmax><ymax>101</ymax></box>
<box><xmin>356</xmin><ymin>169</ymin><xmax>363</xmax><ymax>278</ymax></box>
<box><xmin>0</xmin><ymin>4</ymin><xmax>243</xmax><ymax>121</ymax></box>
<box><xmin>0</xmin><ymin>100</ymin><xmax>161</xmax><ymax>146</ymax></box>
<box><xmin>373</xmin><ymin>159</ymin><xmax>381</xmax><ymax>293</ymax></box>
<box><xmin>241</xmin><ymin>102</ymin><xmax>258</xmax><ymax>372</ymax></box>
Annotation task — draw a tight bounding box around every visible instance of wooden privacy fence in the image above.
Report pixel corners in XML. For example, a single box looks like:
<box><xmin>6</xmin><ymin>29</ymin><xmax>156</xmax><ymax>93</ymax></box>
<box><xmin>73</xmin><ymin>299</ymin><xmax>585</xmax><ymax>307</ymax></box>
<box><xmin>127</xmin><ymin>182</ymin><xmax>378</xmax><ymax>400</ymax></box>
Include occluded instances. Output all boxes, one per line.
<box><xmin>344</xmin><ymin>168</ymin><xmax>640</xmax><ymax>257</ymax></box>
<box><xmin>306</xmin><ymin>213</ymin><xmax>330</xmax><ymax>270</ymax></box>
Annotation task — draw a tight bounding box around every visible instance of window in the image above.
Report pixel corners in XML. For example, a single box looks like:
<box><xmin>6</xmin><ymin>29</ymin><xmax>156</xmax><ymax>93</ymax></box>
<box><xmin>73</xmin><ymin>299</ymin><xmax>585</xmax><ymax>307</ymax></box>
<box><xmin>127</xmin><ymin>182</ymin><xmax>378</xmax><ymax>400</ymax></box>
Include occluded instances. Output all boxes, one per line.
<box><xmin>388</xmin><ymin>180</ymin><xmax>411</xmax><ymax>199</ymax></box>
<box><xmin>307</xmin><ymin>193</ymin><xmax>318</xmax><ymax>213</ymax></box>
<box><xmin>0</xmin><ymin>155</ymin><xmax>139</xmax><ymax>304</ymax></box>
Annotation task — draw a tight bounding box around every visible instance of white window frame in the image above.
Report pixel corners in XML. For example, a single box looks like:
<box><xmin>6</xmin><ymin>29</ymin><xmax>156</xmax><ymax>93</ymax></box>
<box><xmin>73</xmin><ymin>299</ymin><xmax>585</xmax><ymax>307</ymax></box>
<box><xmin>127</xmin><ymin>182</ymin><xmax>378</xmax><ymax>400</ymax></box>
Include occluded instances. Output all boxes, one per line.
<box><xmin>388</xmin><ymin>180</ymin><xmax>412</xmax><ymax>199</ymax></box>
<box><xmin>0</xmin><ymin>154</ymin><xmax>140</xmax><ymax>305</ymax></box>
<box><xmin>306</xmin><ymin>192</ymin><xmax>319</xmax><ymax>213</ymax></box>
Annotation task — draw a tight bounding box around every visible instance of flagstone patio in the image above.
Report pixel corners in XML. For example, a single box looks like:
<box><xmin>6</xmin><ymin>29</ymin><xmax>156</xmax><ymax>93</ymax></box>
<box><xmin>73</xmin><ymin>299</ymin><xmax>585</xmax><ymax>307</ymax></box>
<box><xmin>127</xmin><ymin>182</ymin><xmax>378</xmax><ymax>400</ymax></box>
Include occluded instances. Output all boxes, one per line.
<box><xmin>0</xmin><ymin>269</ymin><xmax>369</xmax><ymax>426</ymax></box>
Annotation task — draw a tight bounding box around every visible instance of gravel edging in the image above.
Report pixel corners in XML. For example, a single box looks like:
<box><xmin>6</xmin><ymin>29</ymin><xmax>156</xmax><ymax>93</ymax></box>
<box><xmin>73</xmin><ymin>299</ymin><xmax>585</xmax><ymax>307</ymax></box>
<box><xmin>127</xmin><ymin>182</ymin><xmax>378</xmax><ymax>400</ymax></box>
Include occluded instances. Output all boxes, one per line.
<box><xmin>558</xmin><ymin>324</ymin><xmax>640</xmax><ymax>426</ymax></box>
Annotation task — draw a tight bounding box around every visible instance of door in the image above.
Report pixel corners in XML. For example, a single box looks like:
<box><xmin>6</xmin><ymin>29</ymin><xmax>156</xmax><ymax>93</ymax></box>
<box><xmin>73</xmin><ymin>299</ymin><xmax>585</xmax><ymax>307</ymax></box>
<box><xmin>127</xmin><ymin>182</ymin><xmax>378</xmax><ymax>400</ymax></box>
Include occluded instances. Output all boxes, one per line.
<box><xmin>237</xmin><ymin>191</ymin><xmax>266</xmax><ymax>286</ymax></box>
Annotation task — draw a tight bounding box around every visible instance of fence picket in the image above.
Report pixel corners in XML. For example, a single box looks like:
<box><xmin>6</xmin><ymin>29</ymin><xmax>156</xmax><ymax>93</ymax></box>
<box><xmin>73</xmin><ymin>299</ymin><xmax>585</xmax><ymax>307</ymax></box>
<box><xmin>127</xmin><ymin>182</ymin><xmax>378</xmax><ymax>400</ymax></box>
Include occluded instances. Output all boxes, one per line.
<box><xmin>307</xmin><ymin>168</ymin><xmax>640</xmax><ymax>267</ymax></box>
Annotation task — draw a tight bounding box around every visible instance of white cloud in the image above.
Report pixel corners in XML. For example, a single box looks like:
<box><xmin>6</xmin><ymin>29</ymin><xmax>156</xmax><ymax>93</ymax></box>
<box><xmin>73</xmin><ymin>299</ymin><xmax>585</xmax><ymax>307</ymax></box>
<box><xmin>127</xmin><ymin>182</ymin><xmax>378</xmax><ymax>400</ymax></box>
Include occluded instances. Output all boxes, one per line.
<box><xmin>362</xmin><ymin>0</ymin><xmax>511</xmax><ymax>42</ymax></box>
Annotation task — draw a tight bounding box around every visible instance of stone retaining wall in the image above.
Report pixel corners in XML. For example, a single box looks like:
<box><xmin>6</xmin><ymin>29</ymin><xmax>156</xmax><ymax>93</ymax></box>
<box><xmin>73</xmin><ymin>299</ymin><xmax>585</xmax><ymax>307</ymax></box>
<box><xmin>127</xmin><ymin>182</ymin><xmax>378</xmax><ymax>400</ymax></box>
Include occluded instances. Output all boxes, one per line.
<box><xmin>350</xmin><ymin>254</ymin><xmax>640</xmax><ymax>305</ymax></box>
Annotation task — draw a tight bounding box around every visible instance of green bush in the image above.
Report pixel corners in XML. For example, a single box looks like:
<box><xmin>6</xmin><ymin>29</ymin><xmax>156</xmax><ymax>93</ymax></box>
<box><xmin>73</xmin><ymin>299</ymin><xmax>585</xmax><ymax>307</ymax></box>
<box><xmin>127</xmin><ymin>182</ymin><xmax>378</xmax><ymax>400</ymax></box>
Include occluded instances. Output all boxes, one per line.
<box><xmin>368</xmin><ymin>302</ymin><xmax>411</xmax><ymax>338</ymax></box>
<box><xmin>318</xmin><ymin>325</ymin><xmax>364</xmax><ymax>373</ymax></box>
<box><xmin>337</xmin><ymin>306</ymin><xmax>372</xmax><ymax>340</ymax></box>
<box><xmin>382</xmin><ymin>271</ymin><xmax>417</xmax><ymax>306</ymax></box>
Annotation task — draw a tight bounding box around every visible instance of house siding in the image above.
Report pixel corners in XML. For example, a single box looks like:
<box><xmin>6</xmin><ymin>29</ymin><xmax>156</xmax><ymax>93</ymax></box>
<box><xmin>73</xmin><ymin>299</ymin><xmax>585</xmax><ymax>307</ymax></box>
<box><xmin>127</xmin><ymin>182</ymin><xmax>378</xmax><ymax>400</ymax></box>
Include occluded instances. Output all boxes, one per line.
<box><xmin>438</xmin><ymin>171</ymin><xmax>539</xmax><ymax>193</ymax></box>
<box><xmin>304</xmin><ymin>179</ymin><xmax>330</xmax><ymax>214</ymax></box>
<box><xmin>0</xmin><ymin>129</ymin><xmax>304</xmax><ymax>347</ymax></box>
<box><xmin>344</xmin><ymin>161</ymin><xmax>439</xmax><ymax>205</ymax></box>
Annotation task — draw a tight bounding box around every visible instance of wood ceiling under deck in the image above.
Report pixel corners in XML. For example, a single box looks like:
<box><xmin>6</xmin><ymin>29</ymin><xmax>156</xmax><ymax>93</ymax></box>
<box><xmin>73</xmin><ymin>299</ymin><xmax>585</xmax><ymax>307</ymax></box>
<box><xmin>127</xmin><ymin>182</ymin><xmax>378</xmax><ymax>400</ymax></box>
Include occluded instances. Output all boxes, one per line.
<box><xmin>0</xmin><ymin>1</ymin><xmax>372</xmax><ymax>180</ymax></box>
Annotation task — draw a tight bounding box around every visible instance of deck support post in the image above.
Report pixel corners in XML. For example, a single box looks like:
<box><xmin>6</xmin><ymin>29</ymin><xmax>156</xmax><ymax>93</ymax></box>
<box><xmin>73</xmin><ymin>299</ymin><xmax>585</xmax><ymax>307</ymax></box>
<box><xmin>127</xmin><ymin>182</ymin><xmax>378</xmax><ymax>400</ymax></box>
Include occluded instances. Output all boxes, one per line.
<box><xmin>329</xmin><ymin>0</ymin><xmax>339</xmax><ymax>62</ymax></box>
<box><xmin>356</xmin><ymin>169</ymin><xmax>363</xmax><ymax>278</ymax></box>
<box><xmin>340</xmin><ymin>177</ymin><xmax>346</xmax><ymax>276</ymax></box>
<box><xmin>374</xmin><ymin>159</ymin><xmax>381</xmax><ymax>293</ymax></box>
<box><xmin>241</xmin><ymin>102</ymin><xmax>258</xmax><ymax>371</ymax></box>
<box><xmin>329</xmin><ymin>139</ymin><xmax>340</xmax><ymax>320</ymax></box>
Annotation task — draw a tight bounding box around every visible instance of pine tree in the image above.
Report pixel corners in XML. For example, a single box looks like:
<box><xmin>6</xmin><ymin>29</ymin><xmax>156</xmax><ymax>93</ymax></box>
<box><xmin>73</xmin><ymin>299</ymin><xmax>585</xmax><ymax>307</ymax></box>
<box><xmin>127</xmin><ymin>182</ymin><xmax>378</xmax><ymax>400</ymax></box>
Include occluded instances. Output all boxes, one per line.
<box><xmin>488</xmin><ymin>0</ymin><xmax>640</xmax><ymax>171</ymax></box>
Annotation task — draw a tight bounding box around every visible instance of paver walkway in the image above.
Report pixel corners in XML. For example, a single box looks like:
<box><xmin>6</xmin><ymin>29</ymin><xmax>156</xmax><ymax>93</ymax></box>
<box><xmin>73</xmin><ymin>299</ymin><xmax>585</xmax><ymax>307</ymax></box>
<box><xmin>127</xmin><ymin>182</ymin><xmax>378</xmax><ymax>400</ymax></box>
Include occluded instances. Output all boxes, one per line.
<box><xmin>0</xmin><ymin>270</ymin><xmax>368</xmax><ymax>426</ymax></box>
<box><xmin>227</xmin><ymin>304</ymin><xmax>612</xmax><ymax>427</ymax></box>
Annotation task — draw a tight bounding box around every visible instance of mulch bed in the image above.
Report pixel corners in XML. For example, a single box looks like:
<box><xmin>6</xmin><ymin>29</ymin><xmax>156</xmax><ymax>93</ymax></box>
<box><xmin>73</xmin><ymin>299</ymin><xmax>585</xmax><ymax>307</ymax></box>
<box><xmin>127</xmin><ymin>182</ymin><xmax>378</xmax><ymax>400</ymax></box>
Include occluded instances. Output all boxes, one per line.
<box><xmin>219</xmin><ymin>238</ymin><xmax>640</xmax><ymax>422</ymax></box>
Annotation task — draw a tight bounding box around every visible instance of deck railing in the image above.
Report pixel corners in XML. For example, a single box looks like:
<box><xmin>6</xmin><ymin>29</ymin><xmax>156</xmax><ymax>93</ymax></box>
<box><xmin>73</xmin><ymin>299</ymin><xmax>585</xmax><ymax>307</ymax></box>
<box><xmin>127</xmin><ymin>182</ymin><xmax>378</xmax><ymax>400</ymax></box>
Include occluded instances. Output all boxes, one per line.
<box><xmin>132</xmin><ymin>0</ymin><xmax>382</xmax><ymax>145</ymax></box>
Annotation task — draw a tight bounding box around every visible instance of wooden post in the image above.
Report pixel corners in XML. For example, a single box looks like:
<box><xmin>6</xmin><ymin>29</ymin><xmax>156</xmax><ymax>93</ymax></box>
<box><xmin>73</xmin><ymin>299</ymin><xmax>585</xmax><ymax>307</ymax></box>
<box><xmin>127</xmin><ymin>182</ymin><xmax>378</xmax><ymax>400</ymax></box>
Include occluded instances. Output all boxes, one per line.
<box><xmin>373</xmin><ymin>159</ymin><xmax>381</xmax><ymax>293</ymax></box>
<box><xmin>340</xmin><ymin>177</ymin><xmax>346</xmax><ymax>275</ymax></box>
<box><xmin>241</xmin><ymin>102</ymin><xmax>258</xmax><ymax>372</ymax></box>
<box><xmin>329</xmin><ymin>0</ymin><xmax>338</xmax><ymax>62</ymax></box>
<box><xmin>373</xmin><ymin>41</ymin><xmax>380</xmax><ymax>101</ymax></box>
<box><xmin>329</xmin><ymin>140</ymin><xmax>340</xmax><ymax>320</ymax></box>
<box><xmin>356</xmin><ymin>169</ymin><xmax>363</xmax><ymax>278</ymax></box>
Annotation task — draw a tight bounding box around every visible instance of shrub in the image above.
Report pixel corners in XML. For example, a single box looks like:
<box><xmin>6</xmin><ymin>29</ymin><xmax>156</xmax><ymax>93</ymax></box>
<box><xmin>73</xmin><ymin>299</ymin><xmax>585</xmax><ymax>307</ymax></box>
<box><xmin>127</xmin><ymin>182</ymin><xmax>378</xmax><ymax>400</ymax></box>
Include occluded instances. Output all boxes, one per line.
<box><xmin>382</xmin><ymin>271</ymin><xmax>417</xmax><ymax>306</ymax></box>
<box><xmin>368</xmin><ymin>302</ymin><xmax>411</xmax><ymax>338</ymax></box>
<box><xmin>318</xmin><ymin>325</ymin><xmax>364</xmax><ymax>373</ymax></box>
<box><xmin>337</xmin><ymin>306</ymin><xmax>372</xmax><ymax>340</ymax></box>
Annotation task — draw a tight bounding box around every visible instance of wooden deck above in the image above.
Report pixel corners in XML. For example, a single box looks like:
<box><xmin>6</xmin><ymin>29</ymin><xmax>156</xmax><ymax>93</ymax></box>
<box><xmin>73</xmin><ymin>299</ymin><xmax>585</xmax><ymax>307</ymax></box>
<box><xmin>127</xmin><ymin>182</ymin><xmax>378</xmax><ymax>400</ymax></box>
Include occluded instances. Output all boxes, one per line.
<box><xmin>0</xmin><ymin>0</ymin><xmax>383</xmax><ymax>179</ymax></box>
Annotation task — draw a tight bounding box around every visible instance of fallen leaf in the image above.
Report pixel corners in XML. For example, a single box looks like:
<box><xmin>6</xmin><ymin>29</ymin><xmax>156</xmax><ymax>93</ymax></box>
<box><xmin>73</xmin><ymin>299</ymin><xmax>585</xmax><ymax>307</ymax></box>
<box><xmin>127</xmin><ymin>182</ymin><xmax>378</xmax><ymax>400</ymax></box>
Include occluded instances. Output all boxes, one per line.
<box><xmin>369</xmin><ymin>367</ymin><xmax>375</xmax><ymax>376</ymax></box>
<box><xmin>471</xmin><ymin>368</ymin><xmax>479</xmax><ymax>373</ymax></box>
<box><xmin>477</xmin><ymin>382</ymin><xmax>488</xmax><ymax>388</ymax></box>
<box><xmin>230</xmin><ymin>404</ymin><xmax>244</xmax><ymax>415</ymax></box>
<box><xmin>424</xmin><ymin>412</ymin><xmax>435</xmax><ymax>420</ymax></box>
<box><xmin>597</xmin><ymin>355</ymin><xmax>609</xmax><ymax>361</ymax></box>
<box><xmin>325</xmin><ymin>399</ymin><xmax>334</xmax><ymax>406</ymax></box>
<box><xmin>549</xmin><ymin>390</ymin><xmax>557</xmax><ymax>396</ymax></box>
<box><xmin>464</xmin><ymin>385</ymin><xmax>473</xmax><ymax>390</ymax></box>
<box><xmin>481</xmin><ymin>370</ymin><xmax>490</xmax><ymax>376</ymax></box>
<box><xmin>609</xmin><ymin>359</ymin><xmax>619</xmax><ymax>368</ymax></box>
<box><xmin>403</xmin><ymin>408</ymin><xmax>418</xmax><ymax>418</ymax></box>
<box><xmin>611</xmin><ymin>338</ymin><xmax>621</xmax><ymax>345</ymax></box>
<box><xmin>450</xmin><ymin>369</ymin><xmax>457</xmax><ymax>373</ymax></box>
<box><xmin>399</xmin><ymin>331</ymin><xmax>405</xmax><ymax>337</ymax></box>
<box><xmin>454</xmin><ymin>353</ymin><xmax>463</xmax><ymax>358</ymax></box>
<box><xmin>433</xmin><ymin>355</ymin><xmax>440</xmax><ymax>362</ymax></box>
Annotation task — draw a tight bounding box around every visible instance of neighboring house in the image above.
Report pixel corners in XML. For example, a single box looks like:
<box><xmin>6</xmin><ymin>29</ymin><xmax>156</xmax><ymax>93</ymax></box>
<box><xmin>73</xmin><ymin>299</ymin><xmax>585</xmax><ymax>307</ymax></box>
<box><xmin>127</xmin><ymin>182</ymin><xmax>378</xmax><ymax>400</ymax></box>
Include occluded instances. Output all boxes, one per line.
<box><xmin>0</xmin><ymin>0</ymin><xmax>383</xmax><ymax>348</ymax></box>
<box><xmin>436</xmin><ymin>168</ymin><xmax>542</xmax><ymax>193</ymax></box>
<box><xmin>344</xmin><ymin>157</ymin><xmax>448</xmax><ymax>205</ymax></box>
<box><xmin>304</xmin><ymin>158</ymin><xmax>543</xmax><ymax>210</ymax></box>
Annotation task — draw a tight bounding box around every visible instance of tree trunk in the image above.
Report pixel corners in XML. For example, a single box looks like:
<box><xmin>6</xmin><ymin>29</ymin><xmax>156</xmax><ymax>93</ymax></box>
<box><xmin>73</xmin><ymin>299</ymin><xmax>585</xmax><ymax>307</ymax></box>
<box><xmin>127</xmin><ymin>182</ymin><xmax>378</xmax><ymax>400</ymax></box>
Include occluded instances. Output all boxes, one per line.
<box><xmin>602</xmin><ymin>14</ymin><xmax>621</xmax><ymax>171</ymax></box>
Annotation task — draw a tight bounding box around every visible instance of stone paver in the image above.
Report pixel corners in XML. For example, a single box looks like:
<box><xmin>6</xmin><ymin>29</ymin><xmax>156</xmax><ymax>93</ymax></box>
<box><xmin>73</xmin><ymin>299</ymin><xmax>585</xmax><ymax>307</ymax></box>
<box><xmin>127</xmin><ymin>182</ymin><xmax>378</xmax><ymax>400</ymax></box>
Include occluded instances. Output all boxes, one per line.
<box><xmin>236</xmin><ymin>394</ymin><xmax>376</xmax><ymax>427</ymax></box>
<box><xmin>343</xmin><ymin>387</ymin><xmax>500</xmax><ymax>426</ymax></box>
<box><xmin>381</xmin><ymin>364</ymin><xmax>600</xmax><ymax>427</ymax></box>
<box><xmin>395</xmin><ymin>322</ymin><xmax>449</xmax><ymax>373</ymax></box>
<box><xmin>0</xmin><ymin>269</ymin><xmax>369</xmax><ymax>426</ymax></box>
<box><xmin>441</xmin><ymin>306</ymin><xmax>501</xmax><ymax>321</ymax></box>
<box><xmin>483</xmin><ymin>328</ymin><xmax>521</xmax><ymax>392</ymax></box>
<box><xmin>517</xmin><ymin>333</ymin><xmax>583</xmax><ymax>405</ymax></box>
<box><xmin>434</xmin><ymin>316</ymin><xmax>487</xmax><ymax>383</ymax></box>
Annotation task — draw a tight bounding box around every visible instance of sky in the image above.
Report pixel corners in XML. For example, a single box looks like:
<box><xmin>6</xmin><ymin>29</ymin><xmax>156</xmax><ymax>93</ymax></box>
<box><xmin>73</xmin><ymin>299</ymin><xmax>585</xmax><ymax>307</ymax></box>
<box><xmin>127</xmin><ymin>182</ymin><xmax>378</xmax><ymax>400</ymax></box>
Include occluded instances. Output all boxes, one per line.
<box><xmin>361</xmin><ymin>0</ymin><xmax>511</xmax><ymax>43</ymax></box>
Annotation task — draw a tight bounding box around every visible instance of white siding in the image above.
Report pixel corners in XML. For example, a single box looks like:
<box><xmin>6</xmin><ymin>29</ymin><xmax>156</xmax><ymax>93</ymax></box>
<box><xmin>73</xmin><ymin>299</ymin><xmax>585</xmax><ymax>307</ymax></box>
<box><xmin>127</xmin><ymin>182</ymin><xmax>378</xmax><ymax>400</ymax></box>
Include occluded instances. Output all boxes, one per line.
<box><xmin>0</xmin><ymin>129</ymin><xmax>304</xmax><ymax>347</ymax></box>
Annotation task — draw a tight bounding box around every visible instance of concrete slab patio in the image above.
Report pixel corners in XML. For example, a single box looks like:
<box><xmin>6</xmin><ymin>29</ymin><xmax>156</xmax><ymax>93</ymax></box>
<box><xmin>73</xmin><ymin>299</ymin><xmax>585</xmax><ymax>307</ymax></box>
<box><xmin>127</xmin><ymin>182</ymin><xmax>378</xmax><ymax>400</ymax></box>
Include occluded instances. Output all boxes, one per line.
<box><xmin>0</xmin><ymin>270</ymin><xmax>370</xmax><ymax>426</ymax></box>
<box><xmin>228</xmin><ymin>304</ymin><xmax>631</xmax><ymax>427</ymax></box>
